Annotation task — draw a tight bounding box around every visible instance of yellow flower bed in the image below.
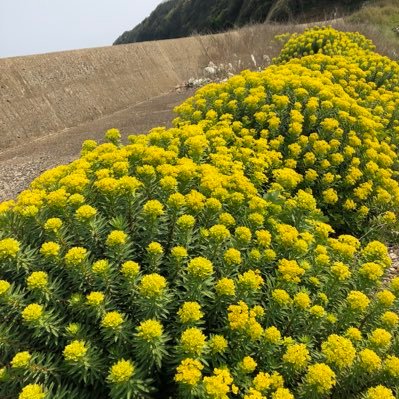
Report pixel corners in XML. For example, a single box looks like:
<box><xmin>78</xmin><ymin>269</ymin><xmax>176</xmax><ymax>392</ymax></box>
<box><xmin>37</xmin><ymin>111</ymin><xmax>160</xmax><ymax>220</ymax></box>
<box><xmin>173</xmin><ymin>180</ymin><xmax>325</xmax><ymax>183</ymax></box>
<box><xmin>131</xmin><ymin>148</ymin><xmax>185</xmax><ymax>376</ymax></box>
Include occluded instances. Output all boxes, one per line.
<box><xmin>0</xmin><ymin>27</ymin><xmax>398</xmax><ymax>399</ymax></box>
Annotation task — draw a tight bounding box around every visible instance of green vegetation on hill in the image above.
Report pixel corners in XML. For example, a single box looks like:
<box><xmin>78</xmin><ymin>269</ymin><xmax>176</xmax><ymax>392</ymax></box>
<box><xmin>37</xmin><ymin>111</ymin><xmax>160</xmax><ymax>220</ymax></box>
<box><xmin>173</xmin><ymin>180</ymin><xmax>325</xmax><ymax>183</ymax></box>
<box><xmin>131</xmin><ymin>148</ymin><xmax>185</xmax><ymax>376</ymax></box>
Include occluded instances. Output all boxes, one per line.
<box><xmin>113</xmin><ymin>0</ymin><xmax>365</xmax><ymax>45</ymax></box>
<box><xmin>348</xmin><ymin>0</ymin><xmax>399</xmax><ymax>45</ymax></box>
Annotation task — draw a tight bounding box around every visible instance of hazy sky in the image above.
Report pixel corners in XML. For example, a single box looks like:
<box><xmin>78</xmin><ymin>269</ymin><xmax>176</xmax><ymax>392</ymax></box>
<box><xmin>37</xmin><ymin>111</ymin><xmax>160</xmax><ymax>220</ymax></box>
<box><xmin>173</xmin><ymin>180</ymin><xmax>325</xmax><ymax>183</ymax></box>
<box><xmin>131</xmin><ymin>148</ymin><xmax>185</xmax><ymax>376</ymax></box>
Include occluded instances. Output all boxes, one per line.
<box><xmin>0</xmin><ymin>0</ymin><xmax>162</xmax><ymax>58</ymax></box>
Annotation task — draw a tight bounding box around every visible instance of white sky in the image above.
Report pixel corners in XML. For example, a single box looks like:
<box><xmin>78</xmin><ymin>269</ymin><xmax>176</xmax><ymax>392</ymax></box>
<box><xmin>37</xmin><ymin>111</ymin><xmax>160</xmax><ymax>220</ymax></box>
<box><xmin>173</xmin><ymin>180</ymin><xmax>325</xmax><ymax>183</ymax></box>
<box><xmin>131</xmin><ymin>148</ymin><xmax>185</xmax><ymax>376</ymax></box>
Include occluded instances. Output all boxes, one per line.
<box><xmin>0</xmin><ymin>0</ymin><xmax>162</xmax><ymax>58</ymax></box>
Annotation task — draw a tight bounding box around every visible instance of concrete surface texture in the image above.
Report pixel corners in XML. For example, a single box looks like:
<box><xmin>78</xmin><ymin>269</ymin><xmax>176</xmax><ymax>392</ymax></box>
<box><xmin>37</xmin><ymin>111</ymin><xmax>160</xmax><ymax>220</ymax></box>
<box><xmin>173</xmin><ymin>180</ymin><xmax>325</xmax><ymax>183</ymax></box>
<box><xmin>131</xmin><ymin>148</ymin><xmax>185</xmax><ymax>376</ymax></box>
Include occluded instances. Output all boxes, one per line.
<box><xmin>0</xmin><ymin>27</ymin><xmax>279</xmax><ymax>152</ymax></box>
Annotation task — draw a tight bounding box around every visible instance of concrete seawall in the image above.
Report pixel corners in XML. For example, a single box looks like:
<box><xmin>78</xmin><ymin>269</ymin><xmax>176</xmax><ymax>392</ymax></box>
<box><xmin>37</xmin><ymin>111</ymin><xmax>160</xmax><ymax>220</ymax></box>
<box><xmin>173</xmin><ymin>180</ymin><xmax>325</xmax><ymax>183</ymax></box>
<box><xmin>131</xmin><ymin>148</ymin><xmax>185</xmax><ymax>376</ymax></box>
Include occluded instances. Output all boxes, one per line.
<box><xmin>0</xmin><ymin>25</ymin><xmax>288</xmax><ymax>151</ymax></box>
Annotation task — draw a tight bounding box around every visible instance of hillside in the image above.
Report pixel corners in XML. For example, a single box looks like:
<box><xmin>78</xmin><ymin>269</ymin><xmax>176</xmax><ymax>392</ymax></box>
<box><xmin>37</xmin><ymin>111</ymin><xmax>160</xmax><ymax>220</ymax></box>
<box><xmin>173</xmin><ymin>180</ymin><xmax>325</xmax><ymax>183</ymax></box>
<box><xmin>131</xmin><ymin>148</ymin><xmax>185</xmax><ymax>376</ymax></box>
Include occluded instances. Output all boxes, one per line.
<box><xmin>114</xmin><ymin>0</ymin><xmax>365</xmax><ymax>45</ymax></box>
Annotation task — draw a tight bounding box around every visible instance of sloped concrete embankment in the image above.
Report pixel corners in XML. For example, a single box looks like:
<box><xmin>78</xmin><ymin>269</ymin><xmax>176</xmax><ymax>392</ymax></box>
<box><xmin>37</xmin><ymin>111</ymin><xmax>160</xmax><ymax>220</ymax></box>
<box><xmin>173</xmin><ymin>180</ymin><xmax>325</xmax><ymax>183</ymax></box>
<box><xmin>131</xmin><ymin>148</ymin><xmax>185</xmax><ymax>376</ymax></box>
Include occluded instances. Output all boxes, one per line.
<box><xmin>0</xmin><ymin>28</ymin><xmax>282</xmax><ymax>152</ymax></box>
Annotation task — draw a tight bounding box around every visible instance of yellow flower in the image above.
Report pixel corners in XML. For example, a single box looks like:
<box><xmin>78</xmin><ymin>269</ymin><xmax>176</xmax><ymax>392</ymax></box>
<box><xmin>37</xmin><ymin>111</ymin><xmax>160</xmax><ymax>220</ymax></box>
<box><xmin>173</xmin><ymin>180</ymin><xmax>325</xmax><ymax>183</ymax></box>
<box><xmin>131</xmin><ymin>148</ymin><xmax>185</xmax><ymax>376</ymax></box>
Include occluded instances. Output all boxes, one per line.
<box><xmin>218</xmin><ymin>212</ymin><xmax>235</xmax><ymax>227</ymax></box>
<box><xmin>0</xmin><ymin>238</ymin><xmax>20</xmax><ymax>259</ymax></box>
<box><xmin>63</xmin><ymin>340</ymin><xmax>88</xmax><ymax>362</ymax></box>
<box><xmin>136</xmin><ymin>319</ymin><xmax>163</xmax><ymax>341</ymax></box>
<box><xmin>345</xmin><ymin>327</ymin><xmax>362</xmax><ymax>341</ymax></box>
<box><xmin>171</xmin><ymin>246</ymin><xmax>188</xmax><ymax>259</ymax></box>
<box><xmin>248</xmin><ymin>213</ymin><xmax>265</xmax><ymax>227</ymax></box>
<box><xmin>310</xmin><ymin>305</ymin><xmax>326</xmax><ymax>318</ymax></box>
<box><xmin>64</xmin><ymin>247</ymin><xmax>88</xmax><ymax>266</ymax></box>
<box><xmin>304</xmin><ymin>363</ymin><xmax>336</xmax><ymax>394</ymax></box>
<box><xmin>263</xmin><ymin>326</ymin><xmax>281</xmax><ymax>344</ymax></box>
<box><xmin>187</xmin><ymin>257</ymin><xmax>213</xmax><ymax>278</ymax></box>
<box><xmin>86</xmin><ymin>291</ymin><xmax>105</xmax><ymax>306</ymax></box>
<box><xmin>95</xmin><ymin>177</ymin><xmax>118</xmax><ymax>194</ymax></box>
<box><xmin>22</xmin><ymin>304</ymin><xmax>43</xmax><ymax>322</ymax></box>
<box><xmin>272</xmin><ymin>289</ymin><xmax>291</xmax><ymax>306</ymax></box>
<box><xmin>321</xmin><ymin>335</ymin><xmax>356</xmax><ymax>369</ymax></box>
<box><xmin>138</xmin><ymin>274</ymin><xmax>167</xmax><ymax>298</ymax></box>
<box><xmin>143</xmin><ymin>200</ymin><xmax>164</xmax><ymax>218</ymax></box>
<box><xmin>235</xmin><ymin>226</ymin><xmax>252</xmax><ymax>244</ymax></box>
<box><xmin>177</xmin><ymin>214</ymin><xmax>195</xmax><ymax>229</ymax></box>
<box><xmin>241</xmin><ymin>356</ymin><xmax>257</xmax><ymax>373</ymax></box>
<box><xmin>238</xmin><ymin>270</ymin><xmax>264</xmax><ymax>291</ymax></box>
<box><xmin>81</xmin><ymin>139</ymin><xmax>97</xmax><ymax>153</ymax></box>
<box><xmin>180</xmin><ymin>327</ymin><xmax>206</xmax><ymax>356</ymax></box>
<box><xmin>92</xmin><ymin>259</ymin><xmax>109</xmax><ymax>275</ymax></box>
<box><xmin>391</xmin><ymin>277</ymin><xmax>399</xmax><ymax>294</ymax></box>
<box><xmin>40</xmin><ymin>242</ymin><xmax>60</xmax><ymax>257</ymax></box>
<box><xmin>178</xmin><ymin>302</ymin><xmax>204</xmax><ymax>324</ymax></box>
<box><xmin>330</xmin><ymin>262</ymin><xmax>351</xmax><ymax>280</ymax></box>
<box><xmin>380</xmin><ymin>311</ymin><xmax>399</xmax><ymax>328</ymax></box>
<box><xmin>243</xmin><ymin>388</ymin><xmax>264</xmax><ymax>399</ymax></box>
<box><xmin>75</xmin><ymin>205</ymin><xmax>97</xmax><ymax>220</ymax></box>
<box><xmin>223</xmin><ymin>248</ymin><xmax>242</xmax><ymax>265</ymax></box>
<box><xmin>209</xmin><ymin>224</ymin><xmax>231</xmax><ymax>242</ymax></box>
<box><xmin>278</xmin><ymin>259</ymin><xmax>305</xmax><ymax>283</ymax></box>
<box><xmin>376</xmin><ymin>290</ymin><xmax>396</xmax><ymax>307</ymax></box>
<box><xmin>364</xmin><ymin>386</ymin><xmax>395</xmax><ymax>399</ymax></box>
<box><xmin>147</xmin><ymin>241</ymin><xmax>163</xmax><ymax>255</ymax></box>
<box><xmin>272</xmin><ymin>168</ymin><xmax>302</xmax><ymax>190</ymax></box>
<box><xmin>208</xmin><ymin>335</ymin><xmax>228</xmax><ymax>354</ymax></box>
<box><xmin>44</xmin><ymin>218</ymin><xmax>62</xmax><ymax>232</ymax></box>
<box><xmin>203</xmin><ymin>368</ymin><xmax>234</xmax><ymax>399</ymax></box>
<box><xmin>359</xmin><ymin>262</ymin><xmax>384</xmax><ymax>281</ymax></box>
<box><xmin>68</xmin><ymin>193</ymin><xmax>85</xmax><ymax>205</ymax></box>
<box><xmin>101</xmin><ymin>311</ymin><xmax>124</xmax><ymax>329</ymax></box>
<box><xmin>168</xmin><ymin>193</ymin><xmax>186</xmax><ymax>209</ymax></box>
<box><xmin>26</xmin><ymin>272</ymin><xmax>48</xmax><ymax>290</ymax></box>
<box><xmin>175</xmin><ymin>358</ymin><xmax>203</xmax><ymax>386</ymax></box>
<box><xmin>253</xmin><ymin>371</ymin><xmax>272</xmax><ymax>392</ymax></box>
<box><xmin>358</xmin><ymin>349</ymin><xmax>381</xmax><ymax>372</ymax></box>
<box><xmin>347</xmin><ymin>291</ymin><xmax>370</xmax><ymax>312</ymax></box>
<box><xmin>276</xmin><ymin>224</ymin><xmax>299</xmax><ymax>246</ymax></box>
<box><xmin>65</xmin><ymin>323</ymin><xmax>80</xmax><ymax>336</ymax></box>
<box><xmin>160</xmin><ymin>175</ymin><xmax>178</xmax><ymax>191</ymax></box>
<box><xmin>256</xmin><ymin>230</ymin><xmax>272</xmax><ymax>247</ymax></box>
<box><xmin>108</xmin><ymin>359</ymin><xmax>134</xmax><ymax>383</ymax></box>
<box><xmin>282</xmin><ymin>343</ymin><xmax>310</xmax><ymax>370</ymax></box>
<box><xmin>322</xmin><ymin>188</ymin><xmax>338</xmax><ymax>204</ymax></box>
<box><xmin>11</xmin><ymin>352</ymin><xmax>32</xmax><ymax>368</ymax></box>
<box><xmin>18</xmin><ymin>384</ymin><xmax>46</xmax><ymax>399</ymax></box>
<box><xmin>105</xmin><ymin>128</ymin><xmax>121</xmax><ymax>141</ymax></box>
<box><xmin>385</xmin><ymin>355</ymin><xmax>399</xmax><ymax>378</ymax></box>
<box><xmin>120</xmin><ymin>260</ymin><xmax>140</xmax><ymax>278</ymax></box>
<box><xmin>0</xmin><ymin>280</ymin><xmax>11</xmax><ymax>295</ymax></box>
<box><xmin>271</xmin><ymin>388</ymin><xmax>294</xmax><ymax>399</ymax></box>
<box><xmin>293</xmin><ymin>292</ymin><xmax>311</xmax><ymax>309</ymax></box>
<box><xmin>369</xmin><ymin>328</ymin><xmax>392</xmax><ymax>348</ymax></box>
<box><xmin>106</xmin><ymin>230</ymin><xmax>127</xmax><ymax>247</ymax></box>
<box><xmin>228</xmin><ymin>301</ymin><xmax>249</xmax><ymax>330</ymax></box>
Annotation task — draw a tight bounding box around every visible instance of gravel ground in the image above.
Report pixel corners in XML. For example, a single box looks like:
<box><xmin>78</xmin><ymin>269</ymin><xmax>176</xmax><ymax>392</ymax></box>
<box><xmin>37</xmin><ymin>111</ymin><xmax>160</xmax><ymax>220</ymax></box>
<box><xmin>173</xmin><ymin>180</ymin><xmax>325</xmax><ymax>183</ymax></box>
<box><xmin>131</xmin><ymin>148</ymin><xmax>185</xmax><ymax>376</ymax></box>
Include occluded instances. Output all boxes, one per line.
<box><xmin>388</xmin><ymin>247</ymin><xmax>399</xmax><ymax>280</ymax></box>
<box><xmin>0</xmin><ymin>89</ymin><xmax>193</xmax><ymax>202</ymax></box>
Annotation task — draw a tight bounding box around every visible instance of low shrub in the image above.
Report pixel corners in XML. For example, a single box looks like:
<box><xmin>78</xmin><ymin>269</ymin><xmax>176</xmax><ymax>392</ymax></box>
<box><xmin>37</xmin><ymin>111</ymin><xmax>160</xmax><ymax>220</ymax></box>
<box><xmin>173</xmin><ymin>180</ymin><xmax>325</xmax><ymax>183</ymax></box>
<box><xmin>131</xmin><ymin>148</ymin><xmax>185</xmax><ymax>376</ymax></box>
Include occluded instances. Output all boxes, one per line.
<box><xmin>0</xmin><ymin>27</ymin><xmax>398</xmax><ymax>399</ymax></box>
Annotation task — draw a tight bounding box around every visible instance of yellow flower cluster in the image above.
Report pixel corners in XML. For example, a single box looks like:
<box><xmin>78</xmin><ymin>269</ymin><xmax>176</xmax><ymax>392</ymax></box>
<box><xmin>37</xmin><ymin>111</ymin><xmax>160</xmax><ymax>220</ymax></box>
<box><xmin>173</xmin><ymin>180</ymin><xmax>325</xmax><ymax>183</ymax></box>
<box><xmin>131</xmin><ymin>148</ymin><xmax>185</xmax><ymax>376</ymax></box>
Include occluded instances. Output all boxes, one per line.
<box><xmin>1</xmin><ymin>26</ymin><xmax>398</xmax><ymax>399</ymax></box>
<box><xmin>175</xmin><ymin>358</ymin><xmax>204</xmax><ymax>386</ymax></box>
<box><xmin>18</xmin><ymin>384</ymin><xmax>46</xmax><ymax>399</ymax></box>
<box><xmin>136</xmin><ymin>319</ymin><xmax>163</xmax><ymax>341</ymax></box>
<box><xmin>0</xmin><ymin>238</ymin><xmax>20</xmax><ymax>259</ymax></box>
<box><xmin>22</xmin><ymin>304</ymin><xmax>43</xmax><ymax>322</ymax></box>
<box><xmin>63</xmin><ymin>340</ymin><xmax>88</xmax><ymax>362</ymax></box>
<box><xmin>11</xmin><ymin>351</ymin><xmax>32</xmax><ymax>368</ymax></box>
<box><xmin>108</xmin><ymin>359</ymin><xmax>135</xmax><ymax>383</ymax></box>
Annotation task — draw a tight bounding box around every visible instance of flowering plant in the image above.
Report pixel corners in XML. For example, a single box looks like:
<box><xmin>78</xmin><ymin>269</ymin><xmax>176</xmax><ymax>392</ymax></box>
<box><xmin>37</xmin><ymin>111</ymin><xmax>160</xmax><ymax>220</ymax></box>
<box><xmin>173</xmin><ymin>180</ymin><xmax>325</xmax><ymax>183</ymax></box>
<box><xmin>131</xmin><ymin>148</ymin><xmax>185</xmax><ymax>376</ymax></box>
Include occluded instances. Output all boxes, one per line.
<box><xmin>0</xmin><ymin>27</ymin><xmax>398</xmax><ymax>398</ymax></box>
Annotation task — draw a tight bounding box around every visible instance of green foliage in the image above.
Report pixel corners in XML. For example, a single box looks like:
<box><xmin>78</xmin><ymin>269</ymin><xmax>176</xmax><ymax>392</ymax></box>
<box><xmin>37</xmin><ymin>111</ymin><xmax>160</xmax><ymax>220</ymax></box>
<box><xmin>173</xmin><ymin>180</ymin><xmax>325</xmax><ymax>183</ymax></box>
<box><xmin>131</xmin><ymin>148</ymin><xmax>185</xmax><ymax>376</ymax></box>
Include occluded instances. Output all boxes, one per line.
<box><xmin>113</xmin><ymin>0</ymin><xmax>366</xmax><ymax>45</ymax></box>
